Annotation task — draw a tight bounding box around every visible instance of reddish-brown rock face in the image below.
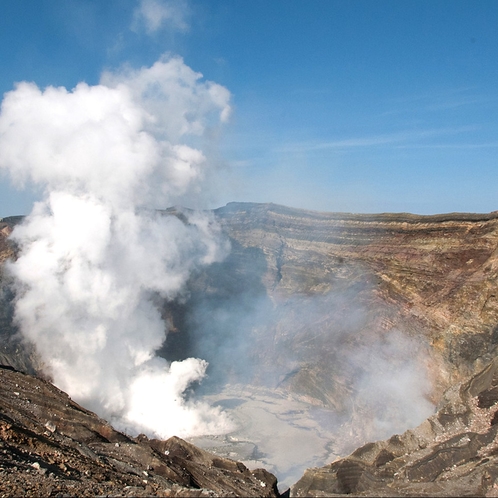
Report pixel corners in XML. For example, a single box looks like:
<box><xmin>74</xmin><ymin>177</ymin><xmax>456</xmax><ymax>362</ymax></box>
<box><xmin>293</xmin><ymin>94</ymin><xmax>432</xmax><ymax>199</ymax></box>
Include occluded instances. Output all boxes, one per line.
<box><xmin>213</xmin><ymin>203</ymin><xmax>498</xmax><ymax>392</ymax></box>
<box><xmin>0</xmin><ymin>219</ymin><xmax>15</xmax><ymax>264</ymax></box>
<box><xmin>156</xmin><ymin>203</ymin><xmax>498</xmax><ymax>472</ymax></box>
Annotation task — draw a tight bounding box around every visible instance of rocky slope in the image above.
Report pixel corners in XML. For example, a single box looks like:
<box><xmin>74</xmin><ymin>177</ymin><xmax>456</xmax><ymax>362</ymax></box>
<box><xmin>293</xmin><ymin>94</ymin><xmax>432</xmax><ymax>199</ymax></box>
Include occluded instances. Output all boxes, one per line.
<box><xmin>0</xmin><ymin>364</ymin><xmax>279</xmax><ymax>497</ymax></box>
<box><xmin>0</xmin><ymin>217</ymin><xmax>43</xmax><ymax>376</ymax></box>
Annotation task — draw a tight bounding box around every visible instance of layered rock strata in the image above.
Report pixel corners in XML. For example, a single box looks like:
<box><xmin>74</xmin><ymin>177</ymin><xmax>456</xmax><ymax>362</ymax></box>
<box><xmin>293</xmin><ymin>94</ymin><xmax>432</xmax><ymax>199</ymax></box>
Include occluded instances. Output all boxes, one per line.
<box><xmin>212</xmin><ymin>203</ymin><xmax>498</xmax><ymax>393</ymax></box>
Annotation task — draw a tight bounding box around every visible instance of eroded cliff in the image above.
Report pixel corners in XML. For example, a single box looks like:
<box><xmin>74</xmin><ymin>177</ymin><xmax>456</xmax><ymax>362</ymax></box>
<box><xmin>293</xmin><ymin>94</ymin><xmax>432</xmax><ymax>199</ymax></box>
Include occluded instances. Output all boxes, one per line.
<box><xmin>212</xmin><ymin>203</ymin><xmax>498</xmax><ymax>390</ymax></box>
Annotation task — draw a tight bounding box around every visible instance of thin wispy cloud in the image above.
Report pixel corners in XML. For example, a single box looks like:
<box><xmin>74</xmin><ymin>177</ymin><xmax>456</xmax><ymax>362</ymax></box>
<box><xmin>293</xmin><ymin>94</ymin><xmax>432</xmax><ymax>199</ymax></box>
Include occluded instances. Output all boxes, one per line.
<box><xmin>396</xmin><ymin>142</ymin><xmax>498</xmax><ymax>150</ymax></box>
<box><xmin>132</xmin><ymin>0</ymin><xmax>190</xmax><ymax>34</ymax></box>
<box><xmin>422</xmin><ymin>96</ymin><xmax>494</xmax><ymax>112</ymax></box>
<box><xmin>278</xmin><ymin>126</ymin><xmax>478</xmax><ymax>153</ymax></box>
<box><xmin>380</xmin><ymin>88</ymin><xmax>496</xmax><ymax>117</ymax></box>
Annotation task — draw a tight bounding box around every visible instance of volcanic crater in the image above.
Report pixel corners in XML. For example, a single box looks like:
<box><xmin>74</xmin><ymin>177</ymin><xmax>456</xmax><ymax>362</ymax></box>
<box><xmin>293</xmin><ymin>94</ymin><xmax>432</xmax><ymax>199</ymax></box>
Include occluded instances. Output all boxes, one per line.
<box><xmin>3</xmin><ymin>202</ymin><xmax>498</xmax><ymax>496</ymax></box>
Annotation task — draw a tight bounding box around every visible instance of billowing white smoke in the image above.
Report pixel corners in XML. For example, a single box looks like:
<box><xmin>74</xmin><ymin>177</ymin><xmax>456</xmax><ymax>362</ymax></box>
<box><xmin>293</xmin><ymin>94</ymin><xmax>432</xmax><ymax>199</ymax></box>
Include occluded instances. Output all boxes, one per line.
<box><xmin>0</xmin><ymin>55</ymin><xmax>235</xmax><ymax>438</ymax></box>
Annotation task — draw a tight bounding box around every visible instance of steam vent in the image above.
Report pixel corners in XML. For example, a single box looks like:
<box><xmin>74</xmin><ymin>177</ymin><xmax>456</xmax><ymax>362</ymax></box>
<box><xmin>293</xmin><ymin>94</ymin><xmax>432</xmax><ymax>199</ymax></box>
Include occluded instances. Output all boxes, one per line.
<box><xmin>4</xmin><ymin>202</ymin><xmax>498</xmax><ymax>496</ymax></box>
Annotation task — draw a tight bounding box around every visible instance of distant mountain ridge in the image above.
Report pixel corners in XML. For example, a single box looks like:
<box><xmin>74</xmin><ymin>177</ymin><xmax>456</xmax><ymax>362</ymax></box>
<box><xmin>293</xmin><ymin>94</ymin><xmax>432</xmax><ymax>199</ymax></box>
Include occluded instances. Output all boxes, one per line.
<box><xmin>218</xmin><ymin>201</ymin><xmax>498</xmax><ymax>222</ymax></box>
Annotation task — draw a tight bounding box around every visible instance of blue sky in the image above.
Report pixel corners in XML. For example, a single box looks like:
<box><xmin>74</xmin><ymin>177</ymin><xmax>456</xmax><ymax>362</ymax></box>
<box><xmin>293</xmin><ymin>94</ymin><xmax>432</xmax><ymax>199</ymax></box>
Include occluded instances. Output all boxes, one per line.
<box><xmin>0</xmin><ymin>0</ymin><xmax>497</xmax><ymax>216</ymax></box>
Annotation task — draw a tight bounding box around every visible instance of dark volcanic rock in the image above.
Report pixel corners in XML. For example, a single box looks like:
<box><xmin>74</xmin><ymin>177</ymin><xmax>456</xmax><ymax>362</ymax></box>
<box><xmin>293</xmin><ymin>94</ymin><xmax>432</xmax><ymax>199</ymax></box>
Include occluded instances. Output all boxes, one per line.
<box><xmin>0</xmin><ymin>365</ymin><xmax>280</xmax><ymax>497</ymax></box>
<box><xmin>0</xmin><ymin>216</ymin><xmax>43</xmax><ymax>375</ymax></box>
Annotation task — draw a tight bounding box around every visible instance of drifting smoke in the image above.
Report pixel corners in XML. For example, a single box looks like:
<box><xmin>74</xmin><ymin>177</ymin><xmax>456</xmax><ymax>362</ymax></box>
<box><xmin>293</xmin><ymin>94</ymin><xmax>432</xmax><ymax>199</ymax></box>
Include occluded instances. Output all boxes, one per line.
<box><xmin>0</xmin><ymin>55</ymin><xmax>235</xmax><ymax>438</ymax></box>
<box><xmin>0</xmin><ymin>50</ymin><xmax>435</xmax><ymax>489</ymax></box>
<box><xmin>179</xmin><ymin>272</ymin><xmax>435</xmax><ymax>487</ymax></box>
<box><xmin>350</xmin><ymin>329</ymin><xmax>434</xmax><ymax>439</ymax></box>
<box><xmin>183</xmin><ymin>258</ymin><xmax>434</xmax><ymax>437</ymax></box>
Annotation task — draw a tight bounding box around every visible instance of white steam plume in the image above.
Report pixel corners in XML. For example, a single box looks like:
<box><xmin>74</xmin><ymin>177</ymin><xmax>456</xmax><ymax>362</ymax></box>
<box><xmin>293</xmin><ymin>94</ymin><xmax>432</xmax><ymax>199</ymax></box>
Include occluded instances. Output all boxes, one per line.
<box><xmin>0</xmin><ymin>55</ymin><xmax>235</xmax><ymax>438</ymax></box>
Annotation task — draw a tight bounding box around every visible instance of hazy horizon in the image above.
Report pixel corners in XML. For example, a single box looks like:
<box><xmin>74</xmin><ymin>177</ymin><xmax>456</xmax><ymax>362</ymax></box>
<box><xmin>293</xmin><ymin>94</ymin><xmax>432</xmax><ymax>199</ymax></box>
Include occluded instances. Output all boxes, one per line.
<box><xmin>1</xmin><ymin>1</ymin><xmax>497</xmax><ymax>217</ymax></box>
